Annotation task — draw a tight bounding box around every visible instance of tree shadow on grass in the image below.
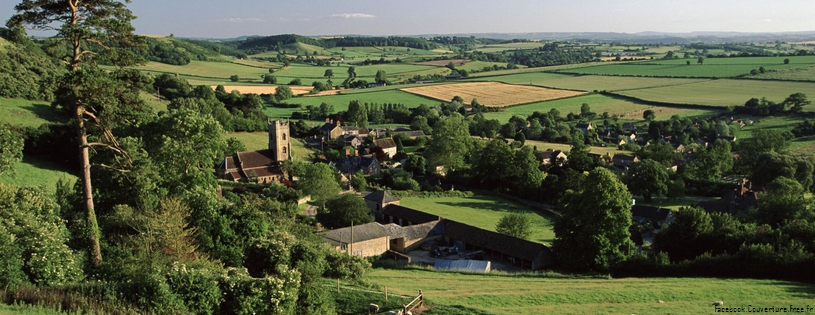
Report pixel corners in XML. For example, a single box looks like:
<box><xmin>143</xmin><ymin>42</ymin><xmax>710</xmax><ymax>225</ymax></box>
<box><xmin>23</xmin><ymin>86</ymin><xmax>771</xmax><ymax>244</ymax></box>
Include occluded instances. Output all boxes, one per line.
<box><xmin>24</xmin><ymin>102</ymin><xmax>70</xmax><ymax>123</ymax></box>
<box><xmin>779</xmin><ymin>280</ymin><xmax>815</xmax><ymax>300</ymax></box>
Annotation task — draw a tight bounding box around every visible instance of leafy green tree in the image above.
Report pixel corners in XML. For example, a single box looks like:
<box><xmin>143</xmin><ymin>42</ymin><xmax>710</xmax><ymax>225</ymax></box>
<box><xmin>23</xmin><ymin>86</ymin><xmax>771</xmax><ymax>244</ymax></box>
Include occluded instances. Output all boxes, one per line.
<box><xmin>318</xmin><ymin>194</ymin><xmax>373</xmax><ymax>229</ymax></box>
<box><xmin>297</xmin><ymin>163</ymin><xmax>340</xmax><ymax>205</ymax></box>
<box><xmin>0</xmin><ymin>184</ymin><xmax>84</xmax><ymax>286</ymax></box>
<box><xmin>426</xmin><ymin>114</ymin><xmax>472</xmax><ymax>171</ymax></box>
<box><xmin>643</xmin><ymin>109</ymin><xmax>656</xmax><ymax>121</ymax></box>
<box><xmin>0</xmin><ymin>124</ymin><xmax>23</xmax><ymax>177</ymax></box>
<box><xmin>230</xmin><ymin>75</ymin><xmax>240</xmax><ymax>82</ymax></box>
<box><xmin>553</xmin><ymin>168</ymin><xmax>633</xmax><ymax>271</ymax></box>
<box><xmin>783</xmin><ymin>92</ymin><xmax>811</xmax><ymax>114</ymax></box>
<box><xmin>289</xmin><ymin>78</ymin><xmax>302</xmax><ymax>85</ymax></box>
<box><xmin>275</xmin><ymin>85</ymin><xmax>293</xmax><ymax>101</ymax></box>
<box><xmin>697</xmin><ymin>57</ymin><xmax>704</xmax><ymax>65</ymax></box>
<box><xmin>686</xmin><ymin>139</ymin><xmax>733</xmax><ymax>180</ymax></box>
<box><xmin>405</xmin><ymin>154</ymin><xmax>427</xmax><ymax>176</ymax></box>
<box><xmin>751</xmin><ymin>176</ymin><xmax>813</xmax><ymax>227</ymax></box>
<box><xmin>324</xmin><ymin>69</ymin><xmax>334</xmax><ymax>79</ymax></box>
<box><xmin>752</xmin><ymin>151</ymin><xmax>813</xmax><ymax>190</ymax></box>
<box><xmin>496</xmin><ymin>213</ymin><xmax>532</xmax><ymax>240</ymax></box>
<box><xmin>9</xmin><ymin>0</ymin><xmax>147</xmax><ymax>266</ymax></box>
<box><xmin>410</xmin><ymin>115</ymin><xmax>432</xmax><ymax>135</ymax></box>
<box><xmin>262</xmin><ymin>74</ymin><xmax>277</xmax><ymax>84</ymax></box>
<box><xmin>625</xmin><ymin>159</ymin><xmax>669</xmax><ymax>202</ymax></box>
<box><xmin>346</xmin><ymin>100</ymin><xmax>368</xmax><ymax>128</ymax></box>
<box><xmin>784</xmin><ymin>58</ymin><xmax>790</xmax><ymax>64</ymax></box>
<box><xmin>350</xmin><ymin>170</ymin><xmax>367</xmax><ymax>192</ymax></box>
<box><xmin>653</xmin><ymin>206</ymin><xmax>713</xmax><ymax>262</ymax></box>
<box><xmin>374</xmin><ymin>70</ymin><xmax>387</xmax><ymax>84</ymax></box>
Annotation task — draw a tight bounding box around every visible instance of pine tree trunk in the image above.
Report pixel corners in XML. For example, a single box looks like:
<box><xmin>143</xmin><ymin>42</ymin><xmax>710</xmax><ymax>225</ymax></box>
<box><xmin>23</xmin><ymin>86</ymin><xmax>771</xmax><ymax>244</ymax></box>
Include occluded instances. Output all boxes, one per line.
<box><xmin>77</xmin><ymin>106</ymin><xmax>102</xmax><ymax>266</ymax></box>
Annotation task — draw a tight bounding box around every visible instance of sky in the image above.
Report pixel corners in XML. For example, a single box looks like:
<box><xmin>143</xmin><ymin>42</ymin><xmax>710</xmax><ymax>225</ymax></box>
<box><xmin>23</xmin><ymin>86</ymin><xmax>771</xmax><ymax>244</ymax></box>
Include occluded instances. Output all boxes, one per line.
<box><xmin>1</xmin><ymin>0</ymin><xmax>814</xmax><ymax>38</ymax></box>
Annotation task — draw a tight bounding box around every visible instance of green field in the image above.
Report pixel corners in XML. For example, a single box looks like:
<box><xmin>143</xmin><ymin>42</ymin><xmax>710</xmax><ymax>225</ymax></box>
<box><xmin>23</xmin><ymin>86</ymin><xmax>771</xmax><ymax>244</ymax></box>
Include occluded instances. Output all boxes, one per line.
<box><xmin>455</xmin><ymin>60</ymin><xmax>514</xmax><ymax>72</ymax></box>
<box><xmin>224</xmin><ymin>132</ymin><xmax>315</xmax><ymax>161</ymax></box>
<box><xmin>398</xmin><ymin>195</ymin><xmax>556</xmax><ymax>245</ymax></box>
<box><xmin>555</xmin><ymin>63</ymin><xmax>799</xmax><ymax>78</ymax></box>
<box><xmin>640</xmin><ymin>55</ymin><xmax>815</xmax><ymax>66</ymax></box>
<box><xmin>471</xmin><ymin>42</ymin><xmax>545</xmax><ymax>53</ymax></box>
<box><xmin>279</xmin><ymin>89</ymin><xmax>438</xmax><ymax>112</ymax></box>
<box><xmin>481</xmin><ymin>94</ymin><xmax>718</xmax><ymax>123</ymax></box>
<box><xmin>0</xmin><ymin>156</ymin><xmax>77</xmax><ymax>193</ymax></box>
<box><xmin>470</xmin><ymin>72</ymin><xmax>709</xmax><ymax>92</ymax></box>
<box><xmin>752</xmin><ymin>64</ymin><xmax>815</xmax><ymax>81</ymax></box>
<box><xmin>0</xmin><ymin>98</ymin><xmax>68</xmax><ymax>128</ymax></box>
<box><xmin>616</xmin><ymin>79</ymin><xmax>815</xmax><ymax>109</ymax></box>
<box><xmin>365</xmin><ymin>268</ymin><xmax>815</xmax><ymax>315</ymax></box>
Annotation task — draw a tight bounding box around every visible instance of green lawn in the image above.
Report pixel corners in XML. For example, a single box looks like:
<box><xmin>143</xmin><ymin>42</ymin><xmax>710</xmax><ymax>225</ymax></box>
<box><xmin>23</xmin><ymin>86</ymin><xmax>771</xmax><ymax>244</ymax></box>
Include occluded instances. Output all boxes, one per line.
<box><xmin>639</xmin><ymin>55</ymin><xmax>815</xmax><ymax>66</ymax></box>
<box><xmin>751</xmin><ymin>64</ymin><xmax>815</xmax><ymax>81</ymax></box>
<box><xmin>616</xmin><ymin>79</ymin><xmax>815</xmax><ymax>109</ymax></box>
<box><xmin>365</xmin><ymin>268</ymin><xmax>815</xmax><ymax>315</ymax></box>
<box><xmin>398</xmin><ymin>195</ymin><xmax>555</xmax><ymax>245</ymax></box>
<box><xmin>0</xmin><ymin>155</ymin><xmax>77</xmax><ymax>193</ymax></box>
<box><xmin>224</xmin><ymin>132</ymin><xmax>315</xmax><ymax>161</ymax></box>
<box><xmin>0</xmin><ymin>97</ymin><xmax>68</xmax><ymax>128</ymax></box>
<box><xmin>521</xmin><ymin>139</ymin><xmax>632</xmax><ymax>157</ymax></box>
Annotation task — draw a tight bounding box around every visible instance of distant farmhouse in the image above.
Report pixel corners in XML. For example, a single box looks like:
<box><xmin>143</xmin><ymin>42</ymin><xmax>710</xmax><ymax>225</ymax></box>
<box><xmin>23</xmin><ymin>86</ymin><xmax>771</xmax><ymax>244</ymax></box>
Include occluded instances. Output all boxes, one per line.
<box><xmin>216</xmin><ymin>120</ymin><xmax>290</xmax><ymax>183</ymax></box>
<box><xmin>322</xmin><ymin>191</ymin><xmax>555</xmax><ymax>270</ymax></box>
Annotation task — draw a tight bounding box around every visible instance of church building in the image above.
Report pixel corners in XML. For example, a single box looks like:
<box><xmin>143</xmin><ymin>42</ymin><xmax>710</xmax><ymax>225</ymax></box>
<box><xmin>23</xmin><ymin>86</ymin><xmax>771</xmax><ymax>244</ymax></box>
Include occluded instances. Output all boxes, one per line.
<box><xmin>216</xmin><ymin>120</ymin><xmax>291</xmax><ymax>184</ymax></box>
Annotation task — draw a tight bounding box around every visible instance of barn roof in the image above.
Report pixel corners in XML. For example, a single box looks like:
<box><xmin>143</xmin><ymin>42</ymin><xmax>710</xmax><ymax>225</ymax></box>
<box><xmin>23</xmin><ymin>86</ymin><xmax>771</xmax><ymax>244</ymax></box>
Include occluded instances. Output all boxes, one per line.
<box><xmin>365</xmin><ymin>190</ymin><xmax>400</xmax><ymax>204</ymax></box>
<box><xmin>434</xmin><ymin>259</ymin><xmax>490</xmax><ymax>272</ymax></box>
<box><xmin>443</xmin><ymin>220</ymin><xmax>548</xmax><ymax>262</ymax></box>
<box><xmin>631</xmin><ymin>205</ymin><xmax>672</xmax><ymax>222</ymax></box>
<box><xmin>382</xmin><ymin>204</ymin><xmax>441</xmax><ymax>225</ymax></box>
<box><xmin>321</xmin><ymin>222</ymin><xmax>390</xmax><ymax>246</ymax></box>
<box><xmin>372</xmin><ymin>138</ymin><xmax>397</xmax><ymax>149</ymax></box>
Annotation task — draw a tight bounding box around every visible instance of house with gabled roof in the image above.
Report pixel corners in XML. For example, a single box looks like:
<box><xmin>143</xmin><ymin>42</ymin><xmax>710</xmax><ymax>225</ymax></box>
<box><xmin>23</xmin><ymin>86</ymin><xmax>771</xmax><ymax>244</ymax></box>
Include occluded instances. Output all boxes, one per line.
<box><xmin>536</xmin><ymin>149</ymin><xmax>567</xmax><ymax>166</ymax></box>
<box><xmin>575</xmin><ymin>122</ymin><xmax>595</xmax><ymax>134</ymax></box>
<box><xmin>319</xmin><ymin>123</ymin><xmax>344</xmax><ymax>141</ymax></box>
<box><xmin>333</xmin><ymin>155</ymin><xmax>381</xmax><ymax>177</ymax></box>
<box><xmin>631</xmin><ymin>204</ymin><xmax>674</xmax><ymax>227</ymax></box>
<box><xmin>612</xmin><ymin>154</ymin><xmax>639</xmax><ymax>168</ymax></box>
<box><xmin>365</xmin><ymin>190</ymin><xmax>401</xmax><ymax>216</ymax></box>
<box><xmin>372</xmin><ymin>137</ymin><xmax>398</xmax><ymax>158</ymax></box>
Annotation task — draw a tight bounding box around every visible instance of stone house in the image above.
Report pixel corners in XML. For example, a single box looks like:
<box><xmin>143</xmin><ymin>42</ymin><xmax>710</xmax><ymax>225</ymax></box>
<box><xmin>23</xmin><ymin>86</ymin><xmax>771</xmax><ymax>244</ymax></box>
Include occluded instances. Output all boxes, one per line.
<box><xmin>536</xmin><ymin>149</ymin><xmax>568</xmax><ymax>166</ymax></box>
<box><xmin>319</xmin><ymin>123</ymin><xmax>344</xmax><ymax>141</ymax></box>
<box><xmin>372</xmin><ymin>138</ymin><xmax>398</xmax><ymax>158</ymax></box>
<box><xmin>612</xmin><ymin>154</ymin><xmax>639</xmax><ymax>168</ymax></box>
<box><xmin>365</xmin><ymin>190</ymin><xmax>401</xmax><ymax>217</ymax></box>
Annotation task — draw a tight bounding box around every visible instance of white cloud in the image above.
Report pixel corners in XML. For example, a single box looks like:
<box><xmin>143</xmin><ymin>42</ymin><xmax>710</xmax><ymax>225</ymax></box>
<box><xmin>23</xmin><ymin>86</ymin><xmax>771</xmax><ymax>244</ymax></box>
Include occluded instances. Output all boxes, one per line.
<box><xmin>221</xmin><ymin>17</ymin><xmax>263</xmax><ymax>23</ymax></box>
<box><xmin>331</xmin><ymin>13</ymin><xmax>376</xmax><ymax>19</ymax></box>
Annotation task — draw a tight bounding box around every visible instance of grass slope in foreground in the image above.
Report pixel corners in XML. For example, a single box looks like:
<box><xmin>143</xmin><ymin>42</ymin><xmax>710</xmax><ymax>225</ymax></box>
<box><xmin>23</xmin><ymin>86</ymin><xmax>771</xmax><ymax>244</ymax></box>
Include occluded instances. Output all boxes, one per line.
<box><xmin>398</xmin><ymin>195</ymin><xmax>555</xmax><ymax>245</ymax></box>
<box><xmin>366</xmin><ymin>268</ymin><xmax>815</xmax><ymax>315</ymax></box>
<box><xmin>0</xmin><ymin>156</ymin><xmax>76</xmax><ymax>193</ymax></box>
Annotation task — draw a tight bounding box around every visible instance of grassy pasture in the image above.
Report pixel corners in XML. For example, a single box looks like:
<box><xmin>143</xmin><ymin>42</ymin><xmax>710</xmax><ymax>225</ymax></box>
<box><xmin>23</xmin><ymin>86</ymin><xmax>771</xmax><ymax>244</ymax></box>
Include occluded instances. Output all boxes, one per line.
<box><xmin>555</xmin><ymin>63</ymin><xmax>798</xmax><ymax>78</ymax></box>
<box><xmin>223</xmin><ymin>132</ymin><xmax>314</xmax><ymax>161</ymax></box>
<box><xmin>640</xmin><ymin>55</ymin><xmax>815</xmax><ymax>66</ymax></box>
<box><xmin>365</xmin><ymin>268</ymin><xmax>815</xmax><ymax>315</ymax></box>
<box><xmin>0</xmin><ymin>98</ymin><xmax>68</xmax><ymax>128</ymax></box>
<box><xmin>455</xmin><ymin>60</ymin><xmax>515</xmax><ymax>72</ymax></box>
<box><xmin>401</xmin><ymin>82</ymin><xmax>585</xmax><ymax>107</ymax></box>
<box><xmin>471</xmin><ymin>42</ymin><xmax>545</xmax><ymax>53</ymax></box>
<box><xmin>0</xmin><ymin>156</ymin><xmax>76</xmax><ymax>193</ymax></box>
<box><xmin>470</xmin><ymin>72</ymin><xmax>709</xmax><ymax>92</ymax></box>
<box><xmin>278</xmin><ymin>89</ymin><xmax>438</xmax><ymax>112</ymax></box>
<box><xmin>751</xmin><ymin>64</ymin><xmax>815</xmax><ymax>81</ymax></box>
<box><xmin>353</xmin><ymin>64</ymin><xmax>441</xmax><ymax>76</ymax></box>
<box><xmin>414</xmin><ymin>59</ymin><xmax>467</xmax><ymax>67</ymax></box>
<box><xmin>481</xmin><ymin>94</ymin><xmax>718</xmax><ymax>123</ymax></box>
<box><xmin>399</xmin><ymin>195</ymin><xmax>556</xmax><ymax>245</ymax></box>
<box><xmin>134</xmin><ymin>60</ymin><xmax>268</xmax><ymax>80</ymax></box>
<box><xmin>616</xmin><ymin>79</ymin><xmax>815</xmax><ymax>109</ymax></box>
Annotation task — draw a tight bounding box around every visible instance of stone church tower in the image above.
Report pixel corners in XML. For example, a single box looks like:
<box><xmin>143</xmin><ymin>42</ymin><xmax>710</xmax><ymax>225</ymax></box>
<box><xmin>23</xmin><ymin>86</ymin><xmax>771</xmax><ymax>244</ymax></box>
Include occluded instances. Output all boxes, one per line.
<box><xmin>268</xmin><ymin>120</ymin><xmax>291</xmax><ymax>161</ymax></box>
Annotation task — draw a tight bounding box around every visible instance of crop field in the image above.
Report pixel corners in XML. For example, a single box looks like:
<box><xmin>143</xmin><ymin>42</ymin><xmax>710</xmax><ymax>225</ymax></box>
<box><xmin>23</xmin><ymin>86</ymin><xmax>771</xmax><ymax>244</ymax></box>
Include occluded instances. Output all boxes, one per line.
<box><xmin>470</xmin><ymin>72</ymin><xmax>709</xmax><ymax>92</ymax></box>
<box><xmin>481</xmin><ymin>94</ymin><xmax>718</xmax><ymax>123</ymax></box>
<box><xmin>555</xmin><ymin>63</ymin><xmax>799</xmax><ymax>78</ymax></box>
<box><xmin>0</xmin><ymin>156</ymin><xmax>76</xmax><ymax>193</ymax></box>
<box><xmin>279</xmin><ymin>89</ymin><xmax>438</xmax><ymax>112</ymax></box>
<box><xmin>0</xmin><ymin>98</ymin><xmax>68</xmax><ymax>128</ymax></box>
<box><xmin>401</xmin><ymin>82</ymin><xmax>585</xmax><ymax>107</ymax></box>
<box><xmin>616</xmin><ymin>79</ymin><xmax>815</xmax><ymax>109</ymax></box>
<box><xmin>365</xmin><ymin>268</ymin><xmax>815</xmax><ymax>315</ymax></box>
<box><xmin>398</xmin><ymin>195</ymin><xmax>556</xmax><ymax>245</ymax></box>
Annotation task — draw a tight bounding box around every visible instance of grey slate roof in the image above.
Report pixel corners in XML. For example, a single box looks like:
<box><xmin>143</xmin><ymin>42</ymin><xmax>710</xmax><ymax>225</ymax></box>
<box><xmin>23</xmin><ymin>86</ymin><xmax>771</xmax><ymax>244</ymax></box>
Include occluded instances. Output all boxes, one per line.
<box><xmin>364</xmin><ymin>190</ymin><xmax>400</xmax><ymax>204</ymax></box>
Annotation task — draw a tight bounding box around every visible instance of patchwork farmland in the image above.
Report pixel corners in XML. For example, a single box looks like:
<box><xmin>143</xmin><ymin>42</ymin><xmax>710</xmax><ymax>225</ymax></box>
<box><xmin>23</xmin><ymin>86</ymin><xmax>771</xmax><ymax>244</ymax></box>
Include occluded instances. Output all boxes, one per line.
<box><xmin>401</xmin><ymin>82</ymin><xmax>586</xmax><ymax>107</ymax></box>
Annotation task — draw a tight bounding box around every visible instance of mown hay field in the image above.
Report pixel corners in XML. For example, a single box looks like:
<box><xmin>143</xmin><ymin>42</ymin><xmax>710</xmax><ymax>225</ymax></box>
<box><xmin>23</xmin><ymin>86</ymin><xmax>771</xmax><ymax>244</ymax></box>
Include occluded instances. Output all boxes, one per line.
<box><xmin>399</xmin><ymin>195</ymin><xmax>555</xmax><ymax>245</ymax></box>
<box><xmin>471</xmin><ymin>72</ymin><xmax>709</xmax><ymax>92</ymax></box>
<box><xmin>555</xmin><ymin>63</ymin><xmax>799</xmax><ymax>78</ymax></box>
<box><xmin>365</xmin><ymin>268</ymin><xmax>815</xmax><ymax>315</ymax></box>
<box><xmin>616</xmin><ymin>79</ymin><xmax>815</xmax><ymax>109</ymax></box>
<box><xmin>133</xmin><ymin>60</ymin><xmax>266</xmax><ymax>80</ymax></box>
<box><xmin>401</xmin><ymin>82</ymin><xmax>585</xmax><ymax>107</ymax></box>
<box><xmin>481</xmin><ymin>94</ymin><xmax>717</xmax><ymax>123</ymax></box>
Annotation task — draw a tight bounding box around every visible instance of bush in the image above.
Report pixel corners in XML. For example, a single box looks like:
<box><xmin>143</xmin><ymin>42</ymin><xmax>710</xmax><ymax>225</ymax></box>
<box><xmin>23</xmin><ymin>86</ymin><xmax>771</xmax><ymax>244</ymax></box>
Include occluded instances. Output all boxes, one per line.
<box><xmin>218</xmin><ymin>267</ymin><xmax>301</xmax><ymax>315</ymax></box>
<box><xmin>165</xmin><ymin>264</ymin><xmax>222</xmax><ymax>315</ymax></box>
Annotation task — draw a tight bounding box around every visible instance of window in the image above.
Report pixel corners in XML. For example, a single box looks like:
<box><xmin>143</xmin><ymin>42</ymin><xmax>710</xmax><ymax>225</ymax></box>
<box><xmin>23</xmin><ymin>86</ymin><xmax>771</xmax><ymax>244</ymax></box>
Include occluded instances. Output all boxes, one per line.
<box><xmin>282</xmin><ymin>133</ymin><xmax>287</xmax><ymax>140</ymax></box>
<box><xmin>282</xmin><ymin>147</ymin><xmax>287</xmax><ymax>154</ymax></box>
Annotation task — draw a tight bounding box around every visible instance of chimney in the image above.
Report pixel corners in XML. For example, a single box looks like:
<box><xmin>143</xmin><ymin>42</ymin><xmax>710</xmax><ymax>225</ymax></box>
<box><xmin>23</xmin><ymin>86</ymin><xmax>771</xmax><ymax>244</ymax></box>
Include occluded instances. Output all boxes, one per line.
<box><xmin>325</xmin><ymin>117</ymin><xmax>330</xmax><ymax>123</ymax></box>
<box><xmin>355</xmin><ymin>149</ymin><xmax>359</xmax><ymax>157</ymax></box>
<box><xmin>345</xmin><ymin>148</ymin><xmax>350</xmax><ymax>156</ymax></box>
